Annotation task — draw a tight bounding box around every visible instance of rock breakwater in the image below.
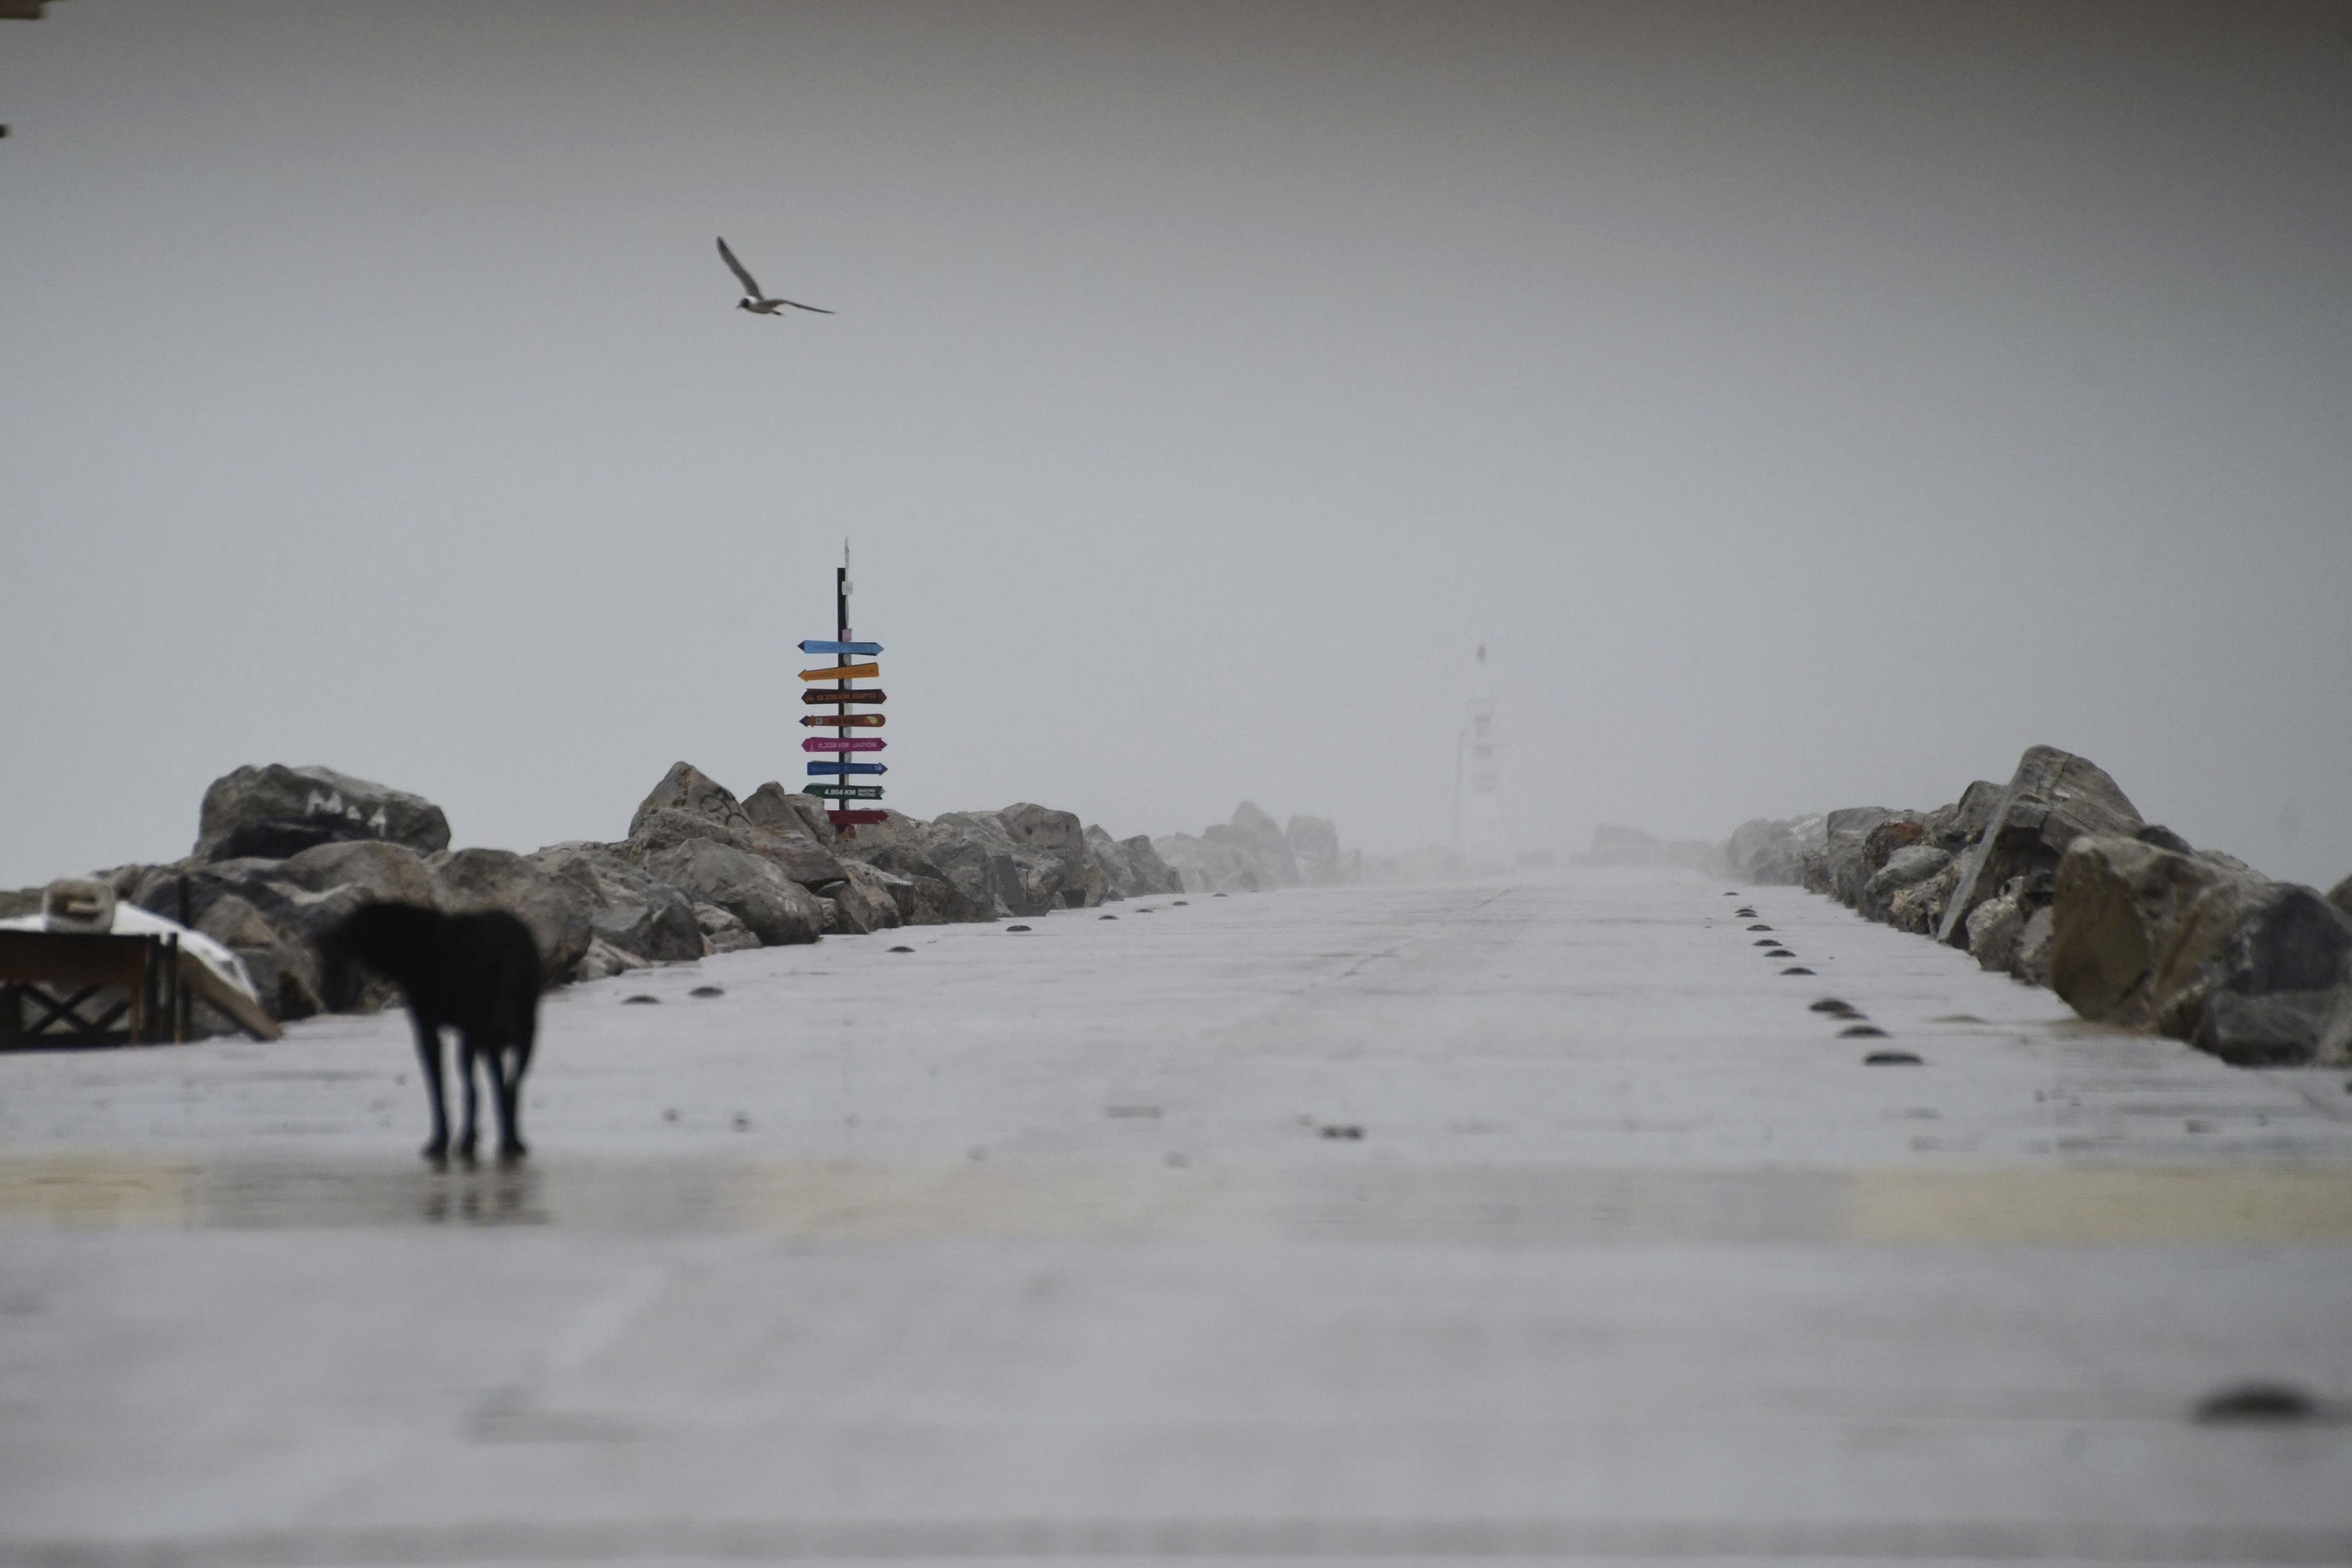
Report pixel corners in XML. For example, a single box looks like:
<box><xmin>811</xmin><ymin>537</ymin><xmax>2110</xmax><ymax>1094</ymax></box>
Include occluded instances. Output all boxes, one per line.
<box><xmin>1723</xmin><ymin>745</ymin><xmax>2352</xmax><ymax>1068</ymax></box>
<box><xmin>5</xmin><ymin>765</ymin><xmax>1366</xmax><ymax>1034</ymax></box>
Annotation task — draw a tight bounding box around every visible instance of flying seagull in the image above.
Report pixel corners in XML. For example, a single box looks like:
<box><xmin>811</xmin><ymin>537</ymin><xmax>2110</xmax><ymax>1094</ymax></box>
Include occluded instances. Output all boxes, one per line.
<box><xmin>716</xmin><ymin>237</ymin><xmax>833</xmax><ymax>316</ymax></box>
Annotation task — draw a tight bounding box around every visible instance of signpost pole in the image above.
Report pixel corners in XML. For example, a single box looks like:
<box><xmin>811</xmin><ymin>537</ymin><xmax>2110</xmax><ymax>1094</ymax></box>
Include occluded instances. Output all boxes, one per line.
<box><xmin>796</xmin><ymin>547</ymin><xmax>888</xmax><ymax>828</ymax></box>
<box><xmin>835</xmin><ymin>541</ymin><xmax>854</xmax><ymax>838</ymax></box>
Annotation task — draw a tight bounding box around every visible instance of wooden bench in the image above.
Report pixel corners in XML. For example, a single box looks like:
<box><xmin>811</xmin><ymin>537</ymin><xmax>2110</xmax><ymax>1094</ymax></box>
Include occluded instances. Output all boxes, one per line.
<box><xmin>0</xmin><ymin>929</ymin><xmax>281</xmax><ymax>1047</ymax></box>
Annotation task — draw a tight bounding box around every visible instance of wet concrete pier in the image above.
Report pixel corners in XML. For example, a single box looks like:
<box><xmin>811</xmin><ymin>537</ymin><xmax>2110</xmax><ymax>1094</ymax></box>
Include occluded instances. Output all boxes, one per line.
<box><xmin>3</xmin><ymin>871</ymin><xmax>2349</xmax><ymax>1564</ymax></box>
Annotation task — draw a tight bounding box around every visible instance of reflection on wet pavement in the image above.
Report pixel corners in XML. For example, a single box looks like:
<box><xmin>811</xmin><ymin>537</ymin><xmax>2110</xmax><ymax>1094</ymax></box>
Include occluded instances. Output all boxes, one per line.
<box><xmin>6</xmin><ymin>1155</ymin><xmax>2351</xmax><ymax>1243</ymax></box>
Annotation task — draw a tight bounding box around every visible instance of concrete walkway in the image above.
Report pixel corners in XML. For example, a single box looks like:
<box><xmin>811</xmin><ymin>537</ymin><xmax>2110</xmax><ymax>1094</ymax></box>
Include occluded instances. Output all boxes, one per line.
<box><xmin>3</xmin><ymin>871</ymin><xmax>2350</xmax><ymax>1564</ymax></box>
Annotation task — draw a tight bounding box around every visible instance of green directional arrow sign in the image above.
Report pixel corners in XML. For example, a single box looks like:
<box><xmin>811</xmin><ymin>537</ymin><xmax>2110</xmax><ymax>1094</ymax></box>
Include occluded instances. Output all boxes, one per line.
<box><xmin>804</xmin><ymin>783</ymin><xmax>885</xmax><ymax>801</ymax></box>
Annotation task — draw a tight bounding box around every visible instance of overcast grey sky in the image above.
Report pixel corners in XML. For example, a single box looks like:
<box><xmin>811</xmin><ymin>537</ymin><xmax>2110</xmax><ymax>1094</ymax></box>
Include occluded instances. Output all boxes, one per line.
<box><xmin>4</xmin><ymin>0</ymin><xmax>2348</xmax><ymax>889</ymax></box>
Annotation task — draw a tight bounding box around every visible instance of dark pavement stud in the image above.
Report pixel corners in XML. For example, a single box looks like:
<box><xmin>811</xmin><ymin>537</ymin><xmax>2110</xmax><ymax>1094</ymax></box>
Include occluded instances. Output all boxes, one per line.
<box><xmin>2193</xmin><ymin>1383</ymin><xmax>2326</xmax><ymax>1424</ymax></box>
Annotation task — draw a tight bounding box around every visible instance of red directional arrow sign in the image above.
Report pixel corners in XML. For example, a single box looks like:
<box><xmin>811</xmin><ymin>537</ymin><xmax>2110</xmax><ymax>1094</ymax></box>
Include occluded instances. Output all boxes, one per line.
<box><xmin>826</xmin><ymin>810</ymin><xmax>889</xmax><ymax>827</ymax></box>
<box><xmin>800</xmin><ymin>688</ymin><xmax>886</xmax><ymax>706</ymax></box>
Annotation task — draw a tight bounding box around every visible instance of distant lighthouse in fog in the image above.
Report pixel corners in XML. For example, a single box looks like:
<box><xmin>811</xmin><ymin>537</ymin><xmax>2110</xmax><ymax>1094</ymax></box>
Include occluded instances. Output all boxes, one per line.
<box><xmin>1460</xmin><ymin>643</ymin><xmax>1509</xmax><ymax>867</ymax></box>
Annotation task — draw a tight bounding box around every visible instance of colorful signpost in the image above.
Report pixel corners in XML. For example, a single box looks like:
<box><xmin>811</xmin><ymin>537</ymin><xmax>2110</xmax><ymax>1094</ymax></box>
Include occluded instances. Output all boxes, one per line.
<box><xmin>800</xmin><ymin>548</ymin><xmax>891</xmax><ymax>832</ymax></box>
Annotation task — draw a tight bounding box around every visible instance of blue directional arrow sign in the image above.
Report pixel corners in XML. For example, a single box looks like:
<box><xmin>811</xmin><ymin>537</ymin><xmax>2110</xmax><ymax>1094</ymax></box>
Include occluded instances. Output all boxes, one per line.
<box><xmin>799</xmin><ymin>639</ymin><xmax>883</xmax><ymax>655</ymax></box>
<box><xmin>807</xmin><ymin>760</ymin><xmax>889</xmax><ymax>776</ymax></box>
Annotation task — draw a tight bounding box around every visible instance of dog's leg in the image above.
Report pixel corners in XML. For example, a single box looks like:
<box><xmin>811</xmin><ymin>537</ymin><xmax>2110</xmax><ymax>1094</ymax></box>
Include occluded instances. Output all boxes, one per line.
<box><xmin>456</xmin><ymin>1034</ymin><xmax>481</xmax><ymax>1162</ymax></box>
<box><xmin>498</xmin><ymin>1004</ymin><xmax>536</xmax><ymax>1161</ymax></box>
<box><xmin>413</xmin><ymin>1013</ymin><xmax>449</xmax><ymax>1162</ymax></box>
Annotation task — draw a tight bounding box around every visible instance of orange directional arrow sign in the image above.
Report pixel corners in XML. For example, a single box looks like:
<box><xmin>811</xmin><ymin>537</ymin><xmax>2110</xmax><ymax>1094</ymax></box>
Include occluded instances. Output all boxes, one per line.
<box><xmin>799</xmin><ymin>663</ymin><xmax>878</xmax><ymax>682</ymax></box>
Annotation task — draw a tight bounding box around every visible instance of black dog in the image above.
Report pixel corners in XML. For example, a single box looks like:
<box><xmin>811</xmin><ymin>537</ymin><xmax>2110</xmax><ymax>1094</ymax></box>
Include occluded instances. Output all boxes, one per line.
<box><xmin>329</xmin><ymin>902</ymin><xmax>542</xmax><ymax>1162</ymax></box>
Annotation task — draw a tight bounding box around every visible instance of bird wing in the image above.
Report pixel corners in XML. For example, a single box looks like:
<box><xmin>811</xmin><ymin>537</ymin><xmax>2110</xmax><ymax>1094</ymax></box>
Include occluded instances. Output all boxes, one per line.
<box><xmin>715</xmin><ymin>237</ymin><xmax>763</xmax><ymax>297</ymax></box>
<box><xmin>776</xmin><ymin>298</ymin><xmax>835</xmax><ymax>315</ymax></box>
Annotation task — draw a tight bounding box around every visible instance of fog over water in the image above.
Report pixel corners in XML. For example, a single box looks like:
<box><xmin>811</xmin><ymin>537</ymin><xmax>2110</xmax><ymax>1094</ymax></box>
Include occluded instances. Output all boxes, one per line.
<box><xmin>4</xmin><ymin>1</ymin><xmax>2347</xmax><ymax>889</ymax></box>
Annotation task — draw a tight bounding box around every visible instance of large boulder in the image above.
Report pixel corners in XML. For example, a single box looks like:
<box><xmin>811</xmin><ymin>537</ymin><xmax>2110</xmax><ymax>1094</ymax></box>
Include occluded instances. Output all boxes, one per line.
<box><xmin>1286</xmin><ymin>815</ymin><xmax>1344</xmax><ymax>885</ymax></box>
<box><xmin>835</xmin><ymin>861</ymin><xmax>910</xmax><ymax>929</ymax></box>
<box><xmin>207</xmin><ymin>815</ymin><xmax>382</xmax><ymax>864</ymax></box>
<box><xmin>1210</xmin><ymin>802</ymin><xmax>1300</xmax><ymax>887</ymax></box>
<box><xmin>743</xmin><ymin>781</ymin><xmax>838</xmax><ymax>844</ymax></box>
<box><xmin>1937</xmin><ymin>746</ymin><xmax>2142</xmax><ymax>946</ymax></box>
<box><xmin>1820</xmin><ymin>808</ymin><xmax>1896</xmax><ymax>906</ymax></box>
<box><xmin>1086</xmin><ymin>826</ymin><xmax>1138</xmax><ymax>900</ymax></box>
<box><xmin>835</xmin><ymin>812</ymin><xmax>1004</xmax><ymax>924</ymax></box>
<box><xmin>644</xmin><ymin>838</ymin><xmax>824</xmax><ymax>946</ymax></box>
<box><xmin>273</xmin><ymin>839</ymin><xmax>440</xmax><ymax>906</ymax></box>
<box><xmin>1858</xmin><ymin>844</ymin><xmax>1952</xmax><ymax>926</ymax></box>
<box><xmin>1860</xmin><ymin>815</ymin><xmax>1929</xmax><ymax>880</ymax></box>
<box><xmin>694</xmin><ymin>901</ymin><xmax>762</xmax><ymax>955</ymax></box>
<box><xmin>738</xmin><ymin>824</ymin><xmax>848</xmax><ymax>891</ymax></box>
<box><xmin>2329</xmin><ymin>874</ymin><xmax>2352</xmax><ymax>922</ymax></box>
<box><xmin>1723</xmin><ymin>815</ymin><xmax>1825</xmax><ymax>886</ymax></box>
<box><xmin>998</xmin><ymin>803</ymin><xmax>1102</xmax><ymax>908</ymax></box>
<box><xmin>1929</xmin><ymin>782</ymin><xmax>2006</xmax><ymax>851</ymax></box>
<box><xmin>823</xmin><ymin>808</ymin><xmax>929</xmax><ymax>854</ymax></box>
<box><xmin>2199</xmin><ymin>990</ymin><xmax>2351</xmax><ymax>1068</ymax></box>
<box><xmin>2047</xmin><ymin>837</ymin><xmax>2259</xmax><ymax>1027</ymax></box>
<box><xmin>2177</xmin><ymin>885</ymin><xmax>2352</xmax><ymax>1065</ymax></box>
<box><xmin>195</xmin><ymin>764</ymin><xmax>450</xmax><ymax>861</ymax></box>
<box><xmin>825</xmin><ymin>862</ymin><xmax>903</xmax><ymax>934</ymax></box>
<box><xmin>629</xmin><ymin>761</ymin><xmax>753</xmax><ymax>839</ymax></box>
<box><xmin>860</xmin><ymin>841</ymin><xmax>989</xmax><ymax>923</ymax></box>
<box><xmin>192</xmin><ymin>890</ymin><xmax>323</xmax><ymax>1021</ymax></box>
<box><xmin>430</xmin><ymin>848</ymin><xmax>593</xmax><ymax>985</ymax></box>
<box><xmin>2045</xmin><ymin>836</ymin><xmax>2352</xmax><ymax>1063</ymax></box>
<box><xmin>936</xmin><ymin>812</ymin><xmax>1056</xmax><ymax>916</ymax></box>
<box><xmin>638</xmin><ymin>765</ymin><xmax>849</xmax><ymax>890</ymax></box>
<box><xmin>627</xmin><ymin>807</ymin><xmax>845</xmax><ymax>893</ymax></box>
<box><xmin>1965</xmin><ymin>884</ymin><xmax>2029</xmax><ymax>974</ymax></box>
<box><xmin>1122</xmin><ymin>834</ymin><xmax>1184</xmax><ymax>896</ymax></box>
<box><xmin>528</xmin><ymin>844</ymin><xmax>704</xmax><ymax>964</ymax></box>
<box><xmin>1887</xmin><ymin>859</ymin><xmax>1962</xmax><ymax>936</ymax></box>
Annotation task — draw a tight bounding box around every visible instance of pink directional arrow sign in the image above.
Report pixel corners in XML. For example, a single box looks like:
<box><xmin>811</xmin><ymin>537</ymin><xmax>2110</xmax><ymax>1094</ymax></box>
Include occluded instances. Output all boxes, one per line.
<box><xmin>803</xmin><ymin>737</ymin><xmax>887</xmax><ymax>753</ymax></box>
